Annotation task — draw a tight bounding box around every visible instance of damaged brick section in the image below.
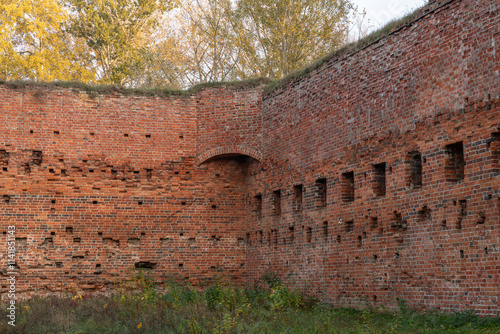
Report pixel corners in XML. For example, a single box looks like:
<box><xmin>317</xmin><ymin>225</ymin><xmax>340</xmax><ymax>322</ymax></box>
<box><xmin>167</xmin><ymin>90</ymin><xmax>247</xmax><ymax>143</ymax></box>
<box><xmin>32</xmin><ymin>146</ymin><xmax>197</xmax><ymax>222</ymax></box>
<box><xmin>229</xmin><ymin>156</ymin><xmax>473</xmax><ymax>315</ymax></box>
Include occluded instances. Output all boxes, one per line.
<box><xmin>0</xmin><ymin>0</ymin><xmax>499</xmax><ymax>317</ymax></box>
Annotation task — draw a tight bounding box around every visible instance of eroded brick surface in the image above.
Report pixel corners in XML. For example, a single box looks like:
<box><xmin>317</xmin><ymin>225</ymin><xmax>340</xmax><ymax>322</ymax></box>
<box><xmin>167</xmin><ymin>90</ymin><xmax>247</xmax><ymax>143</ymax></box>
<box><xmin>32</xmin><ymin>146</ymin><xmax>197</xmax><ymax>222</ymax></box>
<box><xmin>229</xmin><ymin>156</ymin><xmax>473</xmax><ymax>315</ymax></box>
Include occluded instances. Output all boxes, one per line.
<box><xmin>0</xmin><ymin>0</ymin><xmax>499</xmax><ymax>315</ymax></box>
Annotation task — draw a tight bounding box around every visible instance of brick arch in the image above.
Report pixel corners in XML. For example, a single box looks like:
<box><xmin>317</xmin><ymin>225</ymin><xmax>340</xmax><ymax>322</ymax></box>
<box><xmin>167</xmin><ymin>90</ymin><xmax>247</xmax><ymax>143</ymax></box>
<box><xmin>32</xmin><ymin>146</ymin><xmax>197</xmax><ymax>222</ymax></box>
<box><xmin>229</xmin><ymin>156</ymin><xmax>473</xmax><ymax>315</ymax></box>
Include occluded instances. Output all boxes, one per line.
<box><xmin>197</xmin><ymin>145</ymin><xmax>262</xmax><ymax>165</ymax></box>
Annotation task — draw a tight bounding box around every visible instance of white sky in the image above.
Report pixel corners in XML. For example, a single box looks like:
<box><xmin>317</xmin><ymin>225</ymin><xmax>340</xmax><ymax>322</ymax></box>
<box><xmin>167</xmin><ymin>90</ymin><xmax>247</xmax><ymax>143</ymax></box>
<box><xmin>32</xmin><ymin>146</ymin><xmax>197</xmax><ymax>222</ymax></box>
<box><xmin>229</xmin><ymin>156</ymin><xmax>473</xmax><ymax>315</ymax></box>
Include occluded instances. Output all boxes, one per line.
<box><xmin>351</xmin><ymin>0</ymin><xmax>428</xmax><ymax>32</ymax></box>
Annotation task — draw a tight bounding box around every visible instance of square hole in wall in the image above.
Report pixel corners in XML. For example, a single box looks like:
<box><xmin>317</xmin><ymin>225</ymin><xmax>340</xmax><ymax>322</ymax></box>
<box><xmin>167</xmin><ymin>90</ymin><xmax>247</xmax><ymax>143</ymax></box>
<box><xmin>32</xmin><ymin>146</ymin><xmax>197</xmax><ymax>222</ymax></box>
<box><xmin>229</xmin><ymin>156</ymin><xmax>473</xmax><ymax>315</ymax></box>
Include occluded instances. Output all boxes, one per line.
<box><xmin>341</xmin><ymin>171</ymin><xmax>355</xmax><ymax>202</ymax></box>
<box><xmin>373</xmin><ymin>163</ymin><xmax>386</xmax><ymax>197</ymax></box>
<box><xmin>444</xmin><ymin>142</ymin><xmax>465</xmax><ymax>183</ymax></box>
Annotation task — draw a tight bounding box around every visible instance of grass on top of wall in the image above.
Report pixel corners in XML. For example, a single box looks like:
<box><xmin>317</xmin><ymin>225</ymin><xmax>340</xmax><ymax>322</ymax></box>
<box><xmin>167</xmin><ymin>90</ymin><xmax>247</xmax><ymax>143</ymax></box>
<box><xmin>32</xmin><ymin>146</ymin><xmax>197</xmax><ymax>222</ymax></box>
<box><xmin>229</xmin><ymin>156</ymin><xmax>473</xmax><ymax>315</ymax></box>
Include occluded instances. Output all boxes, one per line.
<box><xmin>0</xmin><ymin>271</ymin><xmax>499</xmax><ymax>334</ymax></box>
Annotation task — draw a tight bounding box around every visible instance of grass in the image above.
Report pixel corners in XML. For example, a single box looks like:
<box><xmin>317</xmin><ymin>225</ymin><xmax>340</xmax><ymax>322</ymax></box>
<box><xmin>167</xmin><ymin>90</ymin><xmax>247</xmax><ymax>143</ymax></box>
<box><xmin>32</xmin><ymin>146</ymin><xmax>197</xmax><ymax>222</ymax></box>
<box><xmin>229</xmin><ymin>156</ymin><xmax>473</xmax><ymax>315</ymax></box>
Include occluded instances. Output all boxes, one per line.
<box><xmin>0</xmin><ymin>272</ymin><xmax>498</xmax><ymax>334</ymax></box>
<box><xmin>0</xmin><ymin>77</ymin><xmax>271</xmax><ymax>99</ymax></box>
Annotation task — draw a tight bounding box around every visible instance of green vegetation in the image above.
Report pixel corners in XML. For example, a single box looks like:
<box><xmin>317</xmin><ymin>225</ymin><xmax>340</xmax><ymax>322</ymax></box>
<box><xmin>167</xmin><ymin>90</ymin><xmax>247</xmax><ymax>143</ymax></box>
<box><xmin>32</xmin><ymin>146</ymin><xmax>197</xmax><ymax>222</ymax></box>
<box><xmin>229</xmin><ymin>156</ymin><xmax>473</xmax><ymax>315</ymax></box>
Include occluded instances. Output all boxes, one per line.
<box><xmin>0</xmin><ymin>271</ymin><xmax>498</xmax><ymax>333</ymax></box>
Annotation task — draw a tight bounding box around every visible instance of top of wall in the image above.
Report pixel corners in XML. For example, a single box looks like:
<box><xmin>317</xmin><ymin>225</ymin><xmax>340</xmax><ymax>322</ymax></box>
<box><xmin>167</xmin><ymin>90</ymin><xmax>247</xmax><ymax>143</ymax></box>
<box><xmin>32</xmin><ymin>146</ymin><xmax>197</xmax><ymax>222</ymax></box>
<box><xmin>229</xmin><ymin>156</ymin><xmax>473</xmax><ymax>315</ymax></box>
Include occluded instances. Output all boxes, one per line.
<box><xmin>0</xmin><ymin>77</ymin><xmax>271</xmax><ymax>99</ymax></box>
<box><xmin>263</xmin><ymin>0</ymin><xmax>456</xmax><ymax>98</ymax></box>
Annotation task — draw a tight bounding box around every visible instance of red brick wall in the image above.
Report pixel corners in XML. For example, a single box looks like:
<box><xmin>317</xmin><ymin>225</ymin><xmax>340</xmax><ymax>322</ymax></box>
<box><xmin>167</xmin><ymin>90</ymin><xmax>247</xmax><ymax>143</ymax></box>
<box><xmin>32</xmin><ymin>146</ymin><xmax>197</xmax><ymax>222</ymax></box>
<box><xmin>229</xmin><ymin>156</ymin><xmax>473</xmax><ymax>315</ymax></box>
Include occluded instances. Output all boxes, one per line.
<box><xmin>0</xmin><ymin>86</ymin><xmax>261</xmax><ymax>295</ymax></box>
<box><xmin>0</xmin><ymin>0</ymin><xmax>499</xmax><ymax>316</ymax></box>
<box><xmin>246</xmin><ymin>0</ymin><xmax>500</xmax><ymax>314</ymax></box>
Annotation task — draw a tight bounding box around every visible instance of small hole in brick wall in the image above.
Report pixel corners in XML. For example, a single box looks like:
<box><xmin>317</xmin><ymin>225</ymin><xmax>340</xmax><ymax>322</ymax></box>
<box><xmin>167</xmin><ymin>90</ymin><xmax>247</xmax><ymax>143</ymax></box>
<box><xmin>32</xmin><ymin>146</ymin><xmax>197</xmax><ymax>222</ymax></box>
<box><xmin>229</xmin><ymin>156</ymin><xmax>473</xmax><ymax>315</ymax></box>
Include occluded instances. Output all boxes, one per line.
<box><xmin>373</xmin><ymin>255</ymin><xmax>378</xmax><ymax>261</ymax></box>
<box><xmin>141</xmin><ymin>232</ymin><xmax>145</xmax><ymax>236</ymax></box>
<box><xmin>373</xmin><ymin>163</ymin><xmax>386</xmax><ymax>197</ymax></box>
<box><xmin>96</xmin><ymin>264</ymin><xmax>101</xmax><ymax>268</ymax></box>
<box><xmin>93</xmin><ymin>200</ymin><xmax>98</xmax><ymax>204</ymax></box>
<box><xmin>357</xmin><ymin>235</ymin><xmax>362</xmax><ymax>247</ymax></box>
<box><xmin>253</xmin><ymin>194</ymin><xmax>262</xmax><ymax>218</ymax></box>
<box><xmin>180</xmin><ymin>233</ymin><xmax>184</xmax><ymax>236</ymax></box>
<box><xmin>134</xmin><ymin>170</ymin><xmax>139</xmax><ymax>174</ymax></box>
<box><xmin>51</xmin><ymin>200</ymin><xmax>56</xmax><ymax>204</ymax></box>
<box><xmin>135</xmin><ymin>262</ymin><xmax>157</xmax><ymax>269</ymax></box>
<box><xmin>124</xmin><ymin>133</ymin><xmax>129</xmax><ymax>137</ymax></box>
<box><xmin>49</xmin><ymin>168</ymin><xmax>55</xmax><ymax>173</ymax></box>
<box><xmin>3</xmin><ymin>195</ymin><xmax>11</xmax><ymax>204</ymax></box>
<box><xmin>73</xmin><ymin>237</ymin><xmax>81</xmax><ymax>243</ymax></box>
<box><xmin>179</xmin><ymin>135</ymin><xmax>183</xmax><ymax>139</ymax></box>
<box><xmin>272</xmin><ymin>190</ymin><xmax>281</xmax><ymax>215</ymax></box>
<box><xmin>179</xmin><ymin>263</ymin><xmax>183</xmax><ymax>268</ymax></box>
<box><xmin>54</xmin><ymin>131</ymin><xmax>59</xmax><ymax>135</ymax></box>
<box><xmin>2</xmin><ymin>167</ymin><xmax>7</xmax><ymax>172</ymax></box>
<box><xmin>146</xmin><ymin>134</ymin><xmax>151</xmax><ymax>138</ymax></box>
<box><xmin>288</xmin><ymin>227</ymin><xmax>294</xmax><ymax>244</ymax></box>
<box><xmin>484</xmin><ymin>247</ymin><xmax>488</xmax><ymax>254</ymax></box>
<box><xmin>395</xmin><ymin>252</ymin><xmax>400</xmax><ymax>259</ymax></box>
<box><xmin>61</xmin><ymin>169</ymin><xmax>67</xmax><ymax>176</ymax></box>
<box><xmin>30</xmin><ymin>130</ymin><xmax>33</xmax><ymax>134</ymax></box>
<box><xmin>337</xmin><ymin>235</ymin><xmax>341</xmax><ymax>243</ymax></box>
<box><xmin>215</xmin><ymin>174</ymin><xmax>220</xmax><ymax>177</ymax></box>
<box><xmin>316</xmin><ymin>178</ymin><xmax>327</xmax><ymax>207</ymax></box>
<box><xmin>90</xmin><ymin>132</ymin><xmax>94</xmax><ymax>136</ymax></box>
<box><xmin>445</xmin><ymin>142</ymin><xmax>465</xmax><ymax>183</ymax></box>
<box><xmin>181</xmin><ymin>201</ymin><xmax>186</xmax><ymax>205</ymax></box>
<box><xmin>457</xmin><ymin>200</ymin><xmax>467</xmax><ymax>229</ymax></box>
<box><xmin>89</xmin><ymin>169</ymin><xmax>94</xmax><ymax>173</ymax></box>
<box><xmin>341</xmin><ymin>171</ymin><xmax>355</xmax><ymax>202</ymax></box>
<box><xmin>293</xmin><ymin>185</ymin><xmax>303</xmax><ymax>211</ymax></box>
<box><xmin>345</xmin><ymin>220</ymin><xmax>354</xmax><ymax>232</ymax></box>
<box><xmin>138</xmin><ymin>201</ymin><xmax>143</xmax><ymax>205</ymax></box>
<box><xmin>476</xmin><ymin>211</ymin><xmax>486</xmax><ymax>225</ymax></box>
<box><xmin>407</xmin><ymin>151</ymin><xmax>423</xmax><ymax>189</ymax></box>
<box><xmin>441</xmin><ymin>220</ymin><xmax>447</xmax><ymax>228</ymax></box>
<box><xmin>306</xmin><ymin>227</ymin><xmax>312</xmax><ymax>243</ymax></box>
<box><xmin>98</xmin><ymin>232</ymin><xmax>102</xmax><ymax>236</ymax></box>
<box><xmin>212</xmin><ymin>205</ymin><xmax>217</xmax><ymax>209</ymax></box>
<box><xmin>50</xmin><ymin>232</ymin><xmax>55</xmax><ymax>236</ymax></box>
<box><xmin>82</xmin><ymin>160</ymin><xmax>87</xmax><ymax>163</ymax></box>
<box><xmin>460</xmin><ymin>250</ymin><xmax>464</xmax><ymax>258</ymax></box>
<box><xmin>175</xmin><ymin>171</ymin><xmax>179</xmax><ymax>175</ymax></box>
<box><xmin>373</xmin><ymin>295</ymin><xmax>377</xmax><ymax>302</ymax></box>
<box><xmin>66</xmin><ymin>227</ymin><xmax>73</xmax><ymax>233</ymax></box>
<box><xmin>2</xmin><ymin>232</ymin><xmax>5</xmax><ymax>235</ymax></box>
<box><xmin>370</xmin><ymin>217</ymin><xmax>378</xmax><ymax>228</ymax></box>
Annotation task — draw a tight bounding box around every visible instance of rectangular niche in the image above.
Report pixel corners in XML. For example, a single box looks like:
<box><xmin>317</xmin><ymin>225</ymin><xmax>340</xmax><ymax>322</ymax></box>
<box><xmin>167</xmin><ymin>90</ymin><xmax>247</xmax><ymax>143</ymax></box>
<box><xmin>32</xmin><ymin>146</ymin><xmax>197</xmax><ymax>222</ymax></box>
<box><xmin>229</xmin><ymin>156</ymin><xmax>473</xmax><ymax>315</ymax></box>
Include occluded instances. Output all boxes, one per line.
<box><xmin>292</xmin><ymin>185</ymin><xmax>303</xmax><ymax>212</ymax></box>
<box><xmin>315</xmin><ymin>178</ymin><xmax>327</xmax><ymax>207</ymax></box>
<box><xmin>444</xmin><ymin>142</ymin><xmax>465</xmax><ymax>183</ymax></box>
<box><xmin>272</xmin><ymin>190</ymin><xmax>281</xmax><ymax>215</ymax></box>
<box><xmin>341</xmin><ymin>171</ymin><xmax>355</xmax><ymax>202</ymax></box>
<box><xmin>373</xmin><ymin>163</ymin><xmax>386</xmax><ymax>197</ymax></box>
<box><xmin>407</xmin><ymin>151</ymin><xmax>422</xmax><ymax>189</ymax></box>
<box><xmin>253</xmin><ymin>194</ymin><xmax>262</xmax><ymax>219</ymax></box>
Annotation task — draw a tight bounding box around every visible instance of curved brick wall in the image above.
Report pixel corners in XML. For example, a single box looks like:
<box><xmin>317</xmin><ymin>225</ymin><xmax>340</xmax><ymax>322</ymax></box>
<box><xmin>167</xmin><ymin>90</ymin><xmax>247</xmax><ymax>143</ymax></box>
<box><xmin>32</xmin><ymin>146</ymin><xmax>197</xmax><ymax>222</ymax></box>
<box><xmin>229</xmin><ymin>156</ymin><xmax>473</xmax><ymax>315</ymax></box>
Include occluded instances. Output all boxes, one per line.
<box><xmin>0</xmin><ymin>0</ymin><xmax>499</xmax><ymax>315</ymax></box>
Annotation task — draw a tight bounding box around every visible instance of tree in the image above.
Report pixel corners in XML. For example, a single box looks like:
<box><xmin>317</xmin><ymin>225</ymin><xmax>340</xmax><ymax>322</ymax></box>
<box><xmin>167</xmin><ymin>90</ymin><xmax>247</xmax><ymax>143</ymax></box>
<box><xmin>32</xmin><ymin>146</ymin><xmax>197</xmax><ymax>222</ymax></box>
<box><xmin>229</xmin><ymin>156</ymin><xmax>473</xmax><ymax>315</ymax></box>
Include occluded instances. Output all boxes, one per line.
<box><xmin>234</xmin><ymin>0</ymin><xmax>353</xmax><ymax>79</ymax></box>
<box><xmin>0</xmin><ymin>0</ymin><xmax>94</xmax><ymax>82</ymax></box>
<box><xmin>68</xmin><ymin>0</ymin><xmax>177</xmax><ymax>85</ymax></box>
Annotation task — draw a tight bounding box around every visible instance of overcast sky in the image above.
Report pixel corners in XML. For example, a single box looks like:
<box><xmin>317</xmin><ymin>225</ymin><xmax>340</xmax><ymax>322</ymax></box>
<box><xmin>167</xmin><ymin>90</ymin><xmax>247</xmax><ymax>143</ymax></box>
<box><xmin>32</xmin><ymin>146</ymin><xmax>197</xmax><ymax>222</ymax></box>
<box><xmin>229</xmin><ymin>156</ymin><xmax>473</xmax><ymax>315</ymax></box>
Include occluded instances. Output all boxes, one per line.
<box><xmin>351</xmin><ymin>0</ymin><xmax>428</xmax><ymax>32</ymax></box>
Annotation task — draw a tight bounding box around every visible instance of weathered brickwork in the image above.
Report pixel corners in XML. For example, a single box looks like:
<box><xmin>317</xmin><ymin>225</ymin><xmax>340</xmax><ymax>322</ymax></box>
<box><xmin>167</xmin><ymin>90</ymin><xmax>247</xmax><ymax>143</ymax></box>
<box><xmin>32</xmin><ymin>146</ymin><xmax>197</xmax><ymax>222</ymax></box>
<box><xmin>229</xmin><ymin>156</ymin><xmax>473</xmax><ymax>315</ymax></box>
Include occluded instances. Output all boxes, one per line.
<box><xmin>0</xmin><ymin>0</ymin><xmax>499</xmax><ymax>315</ymax></box>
